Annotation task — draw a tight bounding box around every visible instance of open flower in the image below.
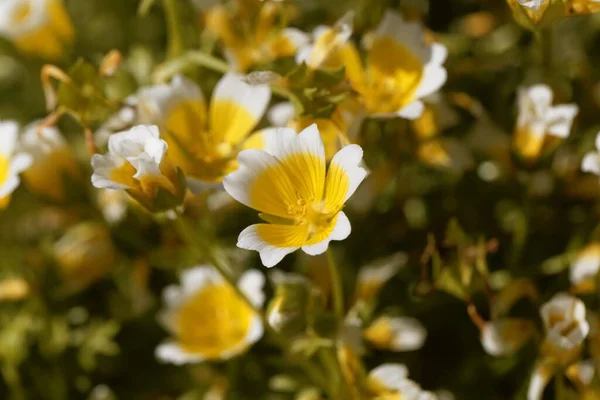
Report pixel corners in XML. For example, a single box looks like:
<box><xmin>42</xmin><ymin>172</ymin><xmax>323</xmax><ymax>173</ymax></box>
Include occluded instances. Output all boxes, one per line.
<box><xmin>340</xmin><ymin>10</ymin><xmax>447</xmax><ymax>119</ymax></box>
<box><xmin>19</xmin><ymin>121</ymin><xmax>80</xmax><ymax>202</ymax></box>
<box><xmin>364</xmin><ymin>315</ymin><xmax>427</xmax><ymax>352</ymax></box>
<box><xmin>295</xmin><ymin>11</ymin><xmax>354</xmax><ymax>70</ymax></box>
<box><xmin>513</xmin><ymin>84</ymin><xmax>578</xmax><ymax>161</ymax></box>
<box><xmin>223</xmin><ymin>124</ymin><xmax>367</xmax><ymax>267</ymax></box>
<box><xmin>367</xmin><ymin>364</ymin><xmax>437</xmax><ymax>399</ymax></box>
<box><xmin>205</xmin><ymin>1</ymin><xmax>308</xmax><ymax>72</ymax></box>
<box><xmin>133</xmin><ymin>74</ymin><xmax>271</xmax><ymax>191</ymax></box>
<box><xmin>0</xmin><ymin>121</ymin><xmax>32</xmax><ymax>209</ymax></box>
<box><xmin>91</xmin><ymin>125</ymin><xmax>186</xmax><ymax>212</ymax></box>
<box><xmin>570</xmin><ymin>243</ymin><xmax>600</xmax><ymax>293</ymax></box>
<box><xmin>540</xmin><ymin>292</ymin><xmax>589</xmax><ymax>353</ymax></box>
<box><xmin>481</xmin><ymin>319</ymin><xmax>536</xmax><ymax>356</ymax></box>
<box><xmin>156</xmin><ymin>266</ymin><xmax>265</xmax><ymax>364</ymax></box>
<box><xmin>0</xmin><ymin>0</ymin><xmax>74</xmax><ymax>60</ymax></box>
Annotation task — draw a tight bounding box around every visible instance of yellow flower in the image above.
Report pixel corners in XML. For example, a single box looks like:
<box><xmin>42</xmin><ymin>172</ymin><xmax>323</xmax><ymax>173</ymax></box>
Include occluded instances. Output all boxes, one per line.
<box><xmin>205</xmin><ymin>1</ymin><xmax>308</xmax><ymax>72</ymax></box>
<box><xmin>19</xmin><ymin>122</ymin><xmax>80</xmax><ymax>202</ymax></box>
<box><xmin>364</xmin><ymin>315</ymin><xmax>427</xmax><ymax>352</ymax></box>
<box><xmin>569</xmin><ymin>243</ymin><xmax>600</xmax><ymax>294</ymax></box>
<box><xmin>0</xmin><ymin>0</ymin><xmax>74</xmax><ymax>60</ymax></box>
<box><xmin>155</xmin><ymin>266</ymin><xmax>264</xmax><ymax>364</ymax></box>
<box><xmin>223</xmin><ymin>124</ymin><xmax>367</xmax><ymax>267</ymax></box>
<box><xmin>134</xmin><ymin>74</ymin><xmax>271</xmax><ymax>191</ymax></box>
<box><xmin>514</xmin><ymin>84</ymin><xmax>578</xmax><ymax>161</ymax></box>
<box><xmin>0</xmin><ymin>121</ymin><xmax>32</xmax><ymax>209</ymax></box>
<box><xmin>340</xmin><ymin>10</ymin><xmax>447</xmax><ymax>119</ymax></box>
<box><xmin>295</xmin><ymin>11</ymin><xmax>354</xmax><ymax>70</ymax></box>
<box><xmin>91</xmin><ymin>125</ymin><xmax>186</xmax><ymax>212</ymax></box>
<box><xmin>53</xmin><ymin>222</ymin><xmax>117</xmax><ymax>292</ymax></box>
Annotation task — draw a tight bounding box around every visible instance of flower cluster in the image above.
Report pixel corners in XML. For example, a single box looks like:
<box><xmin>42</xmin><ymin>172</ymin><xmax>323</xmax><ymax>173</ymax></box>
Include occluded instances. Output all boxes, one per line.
<box><xmin>3</xmin><ymin>0</ymin><xmax>600</xmax><ymax>399</ymax></box>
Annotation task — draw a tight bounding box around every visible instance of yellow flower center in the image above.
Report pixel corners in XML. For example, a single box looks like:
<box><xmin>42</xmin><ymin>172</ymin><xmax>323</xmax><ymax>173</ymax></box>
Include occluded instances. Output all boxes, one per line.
<box><xmin>176</xmin><ymin>283</ymin><xmax>254</xmax><ymax>358</ymax></box>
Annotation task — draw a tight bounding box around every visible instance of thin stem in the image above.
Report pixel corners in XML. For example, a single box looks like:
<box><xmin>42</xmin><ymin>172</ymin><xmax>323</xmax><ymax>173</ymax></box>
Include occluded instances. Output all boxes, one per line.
<box><xmin>326</xmin><ymin>248</ymin><xmax>344</xmax><ymax>320</ymax></box>
<box><xmin>163</xmin><ymin>0</ymin><xmax>184</xmax><ymax>59</ymax></box>
<box><xmin>153</xmin><ymin>51</ymin><xmax>230</xmax><ymax>83</ymax></box>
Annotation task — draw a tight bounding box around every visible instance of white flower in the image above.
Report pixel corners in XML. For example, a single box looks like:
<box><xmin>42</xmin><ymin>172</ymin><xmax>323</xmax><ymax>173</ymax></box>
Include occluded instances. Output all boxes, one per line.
<box><xmin>223</xmin><ymin>124</ymin><xmax>367</xmax><ymax>267</ymax></box>
<box><xmin>341</xmin><ymin>10</ymin><xmax>447</xmax><ymax>119</ymax></box>
<box><xmin>155</xmin><ymin>266</ymin><xmax>265</xmax><ymax>364</ymax></box>
<box><xmin>514</xmin><ymin>84</ymin><xmax>578</xmax><ymax>160</ymax></box>
<box><xmin>363</xmin><ymin>315</ymin><xmax>427</xmax><ymax>352</ymax></box>
<box><xmin>581</xmin><ymin>131</ymin><xmax>600</xmax><ymax>176</ymax></box>
<box><xmin>0</xmin><ymin>121</ymin><xmax>32</xmax><ymax>208</ymax></box>
<box><xmin>0</xmin><ymin>0</ymin><xmax>74</xmax><ymax>59</ymax></box>
<box><xmin>540</xmin><ymin>292</ymin><xmax>589</xmax><ymax>351</ymax></box>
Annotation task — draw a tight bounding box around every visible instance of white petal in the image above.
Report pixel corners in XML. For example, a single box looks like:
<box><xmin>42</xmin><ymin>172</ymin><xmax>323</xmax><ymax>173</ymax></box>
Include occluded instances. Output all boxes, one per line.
<box><xmin>90</xmin><ymin>154</ymin><xmax>130</xmax><ymax>190</ymax></box>
<box><xmin>581</xmin><ymin>152</ymin><xmax>600</xmax><ymax>175</ymax></box>
<box><xmin>211</xmin><ymin>73</ymin><xmax>271</xmax><ymax>122</ymax></box>
<box><xmin>357</xmin><ymin>252</ymin><xmax>407</xmax><ymax>289</ymax></box>
<box><xmin>243</xmin><ymin>315</ymin><xmax>264</xmax><ymax>348</ymax></box>
<box><xmin>10</xmin><ymin>153</ymin><xmax>33</xmax><ymax>174</ymax></box>
<box><xmin>223</xmin><ymin>149</ymin><xmax>279</xmax><ymax>209</ymax></box>
<box><xmin>281</xmin><ymin>28</ymin><xmax>310</xmax><ymax>51</ymax></box>
<box><xmin>527</xmin><ymin>365</ymin><xmax>552</xmax><ymax>400</ymax></box>
<box><xmin>373</xmin><ymin>10</ymin><xmax>430</xmax><ymax>62</ymax></box>
<box><xmin>180</xmin><ymin>265</ymin><xmax>222</xmax><ymax>297</ymax></box>
<box><xmin>0</xmin><ymin>120</ymin><xmax>19</xmax><ymax>156</ymax></box>
<box><xmin>301</xmin><ymin>211</ymin><xmax>351</xmax><ymax>255</ymax></box>
<box><xmin>155</xmin><ymin>341</ymin><xmax>205</xmax><ymax>365</ymax></box>
<box><xmin>369</xmin><ymin>363</ymin><xmax>409</xmax><ymax>391</ymax></box>
<box><xmin>415</xmin><ymin>46</ymin><xmax>448</xmax><ymax>99</ymax></box>
<box><xmin>237</xmin><ymin>224</ymin><xmax>299</xmax><ymax>268</ymax></box>
<box><xmin>388</xmin><ymin>317</ymin><xmax>427</xmax><ymax>351</ymax></box>
<box><xmin>570</xmin><ymin>245</ymin><xmax>600</xmax><ymax>285</ymax></box>
<box><xmin>267</xmin><ymin>102</ymin><xmax>296</xmax><ymax>127</ymax></box>
<box><xmin>136</xmin><ymin>75</ymin><xmax>204</xmax><ymax>123</ymax></box>
<box><xmin>329</xmin><ymin>144</ymin><xmax>368</xmax><ymax>202</ymax></box>
<box><xmin>430</xmin><ymin>42</ymin><xmax>448</xmax><ymax>65</ymax></box>
<box><xmin>238</xmin><ymin>269</ymin><xmax>266</xmax><ymax>308</ymax></box>
<box><xmin>130</xmin><ymin>155</ymin><xmax>163</xmax><ymax>180</ymax></box>
<box><xmin>595</xmin><ymin>131</ymin><xmax>600</xmax><ymax>151</ymax></box>
<box><xmin>397</xmin><ymin>101</ymin><xmax>425</xmax><ymax>120</ymax></box>
<box><xmin>545</xmin><ymin>104</ymin><xmax>578</xmax><ymax>138</ymax></box>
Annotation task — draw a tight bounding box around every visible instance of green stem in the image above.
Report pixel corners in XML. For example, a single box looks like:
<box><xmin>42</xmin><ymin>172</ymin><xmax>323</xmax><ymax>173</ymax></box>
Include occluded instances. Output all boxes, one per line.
<box><xmin>163</xmin><ymin>0</ymin><xmax>185</xmax><ymax>59</ymax></box>
<box><xmin>326</xmin><ymin>248</ymin><xmax>344</xmax><ymax>320</ymax></box>
<box><xmin>173</xmin><ymin>215</ymin><xmax>331</xmax><ymax>394</ymax></box>
<box><xmin>153</xmin><ymin>51</ymin><xmax>230</xmax><ymax>83</ymax></box>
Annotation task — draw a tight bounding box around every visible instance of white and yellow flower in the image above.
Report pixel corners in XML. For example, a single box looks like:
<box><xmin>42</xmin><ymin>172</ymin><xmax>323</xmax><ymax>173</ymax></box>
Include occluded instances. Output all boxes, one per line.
<box><xmin>355</xmin><ymin>252</ymin><xmax>407</xmax><ymax>302</ymax></box>
<box><xmin>569</xmin><ymin>243</ymin><xmax>600</xmax><ymax>293</ymax></box>
<box><xmin>205</xmin><ymin>1</ymin><xmax>308</xmax><ymax>72</ymax></box>
<box><xmin>364</xmin><ymin>315</ymin><xmax>427</xmax><ymax>352</ymax></box>
<box><xmin>155</xmin><ymin>266</ymin><xmax>265</xmax><ymax>364</ymax></box>
<box><xmin>133</xmin><ymin>74</ymin><xmax>271</xmax><ymax>191</ymax></box>
<box><xmin>0</xmin><ymin>121</ymin><xmax>32</xmax><ymax>209</ymax></box>
<box><xmin>540</xmin><ymin>292</ymin><xmax>589</xmax><ymax>353</ymax></box>
<box><xmin>295</xmin><ymin>11</ymin><xmax>354</xmax><ymax>70</ymax></box>
<box><xmin>19</xmin><ymin>121</ymin><xmax>80</xmax><ymax>202</ymax></box>
<box><xmin>513</xmin><ymin>84</ymin><xmax>578</xmax><ymax>161</ymax></box>
<box><xmin>91</xmin><ymin>124</ymin><xmax>185</xmax><ymax>212</ymax></box>
<box><xmin>0</xmin><ymin>0</ymin><xmax>74</xmax><ymax>60</ymax></box>
<box><xmin>339</xmin><ymin>10</ymin><xmax>447</xmax><ymax>119</ymax></box>
<box><xmin>367</xmin><ymin>363</ymin><xmax>437</xmax><ymax>400</ymax></box>
<box><xmin>223</xmin><ymin>124</ymin><xmax>367</xmax><ymax>267</ymax></box>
